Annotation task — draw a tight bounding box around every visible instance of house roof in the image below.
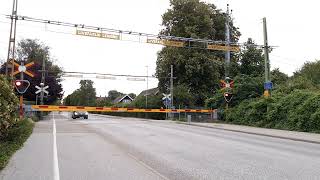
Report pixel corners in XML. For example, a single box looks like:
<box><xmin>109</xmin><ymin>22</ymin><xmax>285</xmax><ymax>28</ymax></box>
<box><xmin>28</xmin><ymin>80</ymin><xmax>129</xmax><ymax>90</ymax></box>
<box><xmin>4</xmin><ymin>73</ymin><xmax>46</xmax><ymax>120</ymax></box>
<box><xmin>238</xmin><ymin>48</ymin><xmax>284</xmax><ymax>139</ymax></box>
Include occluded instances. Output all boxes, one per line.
<box><xmin>96</xmin><ymin>96</ymin><xmax>107</xmax><ymax>101</ymax></box>
<box><xmin>113</xmin><ymin>94</ymin><xmax>134</xmax><ymax>104</ymax></box>
<box><xmin>138</xmin><ymin>87</ymin><xmax>159</xmax><ymax>97</ymax></box>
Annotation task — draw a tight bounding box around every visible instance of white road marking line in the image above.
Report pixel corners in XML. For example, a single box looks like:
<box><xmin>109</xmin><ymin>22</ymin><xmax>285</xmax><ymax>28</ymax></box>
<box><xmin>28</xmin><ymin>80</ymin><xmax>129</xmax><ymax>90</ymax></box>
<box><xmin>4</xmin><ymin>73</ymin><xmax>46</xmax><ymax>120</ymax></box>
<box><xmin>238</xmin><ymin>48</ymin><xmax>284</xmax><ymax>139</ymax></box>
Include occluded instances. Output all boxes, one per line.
<box><xmin>53</xmin><ymin>112</ymin><xmax>60</xmax><ymax>180</ymax></box>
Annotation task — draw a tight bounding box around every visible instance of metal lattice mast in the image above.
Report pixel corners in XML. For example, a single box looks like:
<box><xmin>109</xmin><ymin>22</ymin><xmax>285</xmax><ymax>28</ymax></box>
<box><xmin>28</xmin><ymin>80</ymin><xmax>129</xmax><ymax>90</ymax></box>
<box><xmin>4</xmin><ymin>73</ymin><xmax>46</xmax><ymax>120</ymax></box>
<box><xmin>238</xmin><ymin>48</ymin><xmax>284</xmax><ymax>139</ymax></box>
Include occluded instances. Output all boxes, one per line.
<box><xmin>225</xmin><ymin>4</ymin><xmax>231</xmax><ymax>78</ymax></box>
<box><xmin>6</xmin><ymin>0</ymin><xmax>18</xmax><ymax>82</ymax></box>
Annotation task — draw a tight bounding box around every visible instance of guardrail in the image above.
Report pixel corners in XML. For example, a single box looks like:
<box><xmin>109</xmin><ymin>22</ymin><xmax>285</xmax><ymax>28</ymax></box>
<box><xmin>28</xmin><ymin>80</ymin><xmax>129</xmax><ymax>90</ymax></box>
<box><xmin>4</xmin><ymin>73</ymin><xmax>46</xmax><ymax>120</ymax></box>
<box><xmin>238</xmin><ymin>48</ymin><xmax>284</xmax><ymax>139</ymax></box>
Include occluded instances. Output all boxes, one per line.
<box><xmin>31</xmin><ymin>105</ymin><xmax>215</xmax><ymax>113</ymax></box>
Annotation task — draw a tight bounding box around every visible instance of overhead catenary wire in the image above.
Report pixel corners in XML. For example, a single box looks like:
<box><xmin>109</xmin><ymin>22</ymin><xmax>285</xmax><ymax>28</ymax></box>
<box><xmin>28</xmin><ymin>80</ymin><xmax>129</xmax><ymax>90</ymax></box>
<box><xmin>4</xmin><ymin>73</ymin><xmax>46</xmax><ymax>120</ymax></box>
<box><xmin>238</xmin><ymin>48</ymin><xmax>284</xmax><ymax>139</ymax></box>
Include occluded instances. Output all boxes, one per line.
<box><xmin>1</xmin><ymin>14</ymin><xmax>277</xmax><ymax>49</ymax></box>
<box><xmin>61</xmin><ymin>71</ymin><xmax>157</xmax><ymax>78</ymax></box>
<box><xmin>44</xmin><ymin>70</ymin><xmax>168</xmax><ymax>79</ymax></box>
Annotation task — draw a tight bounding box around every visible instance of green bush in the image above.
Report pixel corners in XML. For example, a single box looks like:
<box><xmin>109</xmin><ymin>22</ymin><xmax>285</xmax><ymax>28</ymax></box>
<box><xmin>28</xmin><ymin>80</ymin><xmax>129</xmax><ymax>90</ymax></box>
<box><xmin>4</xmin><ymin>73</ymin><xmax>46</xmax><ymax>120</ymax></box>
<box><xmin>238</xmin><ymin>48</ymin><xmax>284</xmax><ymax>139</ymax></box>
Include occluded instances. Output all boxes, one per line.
<box><xmin>267</xmin><ymin>90</ymin><xmax>314</xmax><ymax>130</ymax></box>
<box><xmin>226</xmin><ymin>97</ymin><xmax>273</xmax><ymax>127</ymax></box>
<box><xmin>0</xmin><ymin>75</ymin><xmax>19</xmax><ymax>138</ymax></box>
<box><xmin>289</xmin><ymin>94</ymin><xmax>320</xmax><ymax>132</ymax></box>
<box><xmin>0</xmin><ymin>119</ymin><xmax>34</xmax><ymax>170</ymax></box>
<box><xmin>225</xmin><ymin>89</ymin><xmax>320</xmax><ymax>133</ymax></box>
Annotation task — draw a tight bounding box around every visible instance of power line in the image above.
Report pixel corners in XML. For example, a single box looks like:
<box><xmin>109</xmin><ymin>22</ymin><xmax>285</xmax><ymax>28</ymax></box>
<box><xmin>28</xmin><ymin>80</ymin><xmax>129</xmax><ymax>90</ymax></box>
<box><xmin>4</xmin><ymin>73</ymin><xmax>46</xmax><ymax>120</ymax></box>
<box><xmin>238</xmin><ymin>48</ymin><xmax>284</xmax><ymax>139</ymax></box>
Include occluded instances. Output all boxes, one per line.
<box><xmin>62</xmin><ymin>71</ymin><xmax>156</xmax><ymax>78</ymax></box>
<box><xmin>7</xmin><ymin>15</ymin><xmax>236</xmax><ymax>44</ymax></box>
<box><xmin>1</xmin><ymin>14</ymin><xmax>278</xmax><ymax>50</ymax></box>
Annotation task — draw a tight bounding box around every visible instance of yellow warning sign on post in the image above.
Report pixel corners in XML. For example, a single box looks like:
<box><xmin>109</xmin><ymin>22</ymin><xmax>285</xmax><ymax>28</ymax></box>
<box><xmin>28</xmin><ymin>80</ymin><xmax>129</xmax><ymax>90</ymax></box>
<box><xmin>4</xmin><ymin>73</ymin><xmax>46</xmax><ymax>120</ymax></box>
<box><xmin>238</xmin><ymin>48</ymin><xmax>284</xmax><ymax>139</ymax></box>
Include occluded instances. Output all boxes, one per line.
<box><xmin>207</xmin><ymin>44</ymin><xmax>240</xmax><ymax>52</ymax></box>
<box><xmin>147</xmin><ymin>38</ymin><xmax>184</xmax><ymax>47</ymax></box>
<box><xmin>264</xmin><ymin>90</ymin><xmax>270</xmax><ymax>97</ymax></box>
<box><xmin>76</xmin><ymin>30</ymin><xmax>120</xmax><ymax>40</ymax></box>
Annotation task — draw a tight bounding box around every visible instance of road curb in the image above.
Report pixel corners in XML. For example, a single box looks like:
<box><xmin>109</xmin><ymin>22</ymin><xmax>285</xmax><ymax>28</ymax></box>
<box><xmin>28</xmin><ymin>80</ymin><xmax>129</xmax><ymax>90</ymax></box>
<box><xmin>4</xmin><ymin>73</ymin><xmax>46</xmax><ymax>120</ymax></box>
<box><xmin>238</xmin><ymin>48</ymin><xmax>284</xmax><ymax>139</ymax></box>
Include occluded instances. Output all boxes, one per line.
<box><xmin>176</xmin><ymin>122</ymin><xmax>320</xmax><ymax>145</ymax></box>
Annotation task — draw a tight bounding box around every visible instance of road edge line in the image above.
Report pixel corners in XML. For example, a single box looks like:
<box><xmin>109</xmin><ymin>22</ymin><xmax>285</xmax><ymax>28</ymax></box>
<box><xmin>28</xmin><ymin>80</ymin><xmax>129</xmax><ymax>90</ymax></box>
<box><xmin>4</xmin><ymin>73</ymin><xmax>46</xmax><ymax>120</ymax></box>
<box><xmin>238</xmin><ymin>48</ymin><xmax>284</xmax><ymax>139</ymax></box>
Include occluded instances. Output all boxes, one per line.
<box><xmin>53</xmin><ymin>113</ymin><xmax>60</xmax><ymax>180</ymax></box>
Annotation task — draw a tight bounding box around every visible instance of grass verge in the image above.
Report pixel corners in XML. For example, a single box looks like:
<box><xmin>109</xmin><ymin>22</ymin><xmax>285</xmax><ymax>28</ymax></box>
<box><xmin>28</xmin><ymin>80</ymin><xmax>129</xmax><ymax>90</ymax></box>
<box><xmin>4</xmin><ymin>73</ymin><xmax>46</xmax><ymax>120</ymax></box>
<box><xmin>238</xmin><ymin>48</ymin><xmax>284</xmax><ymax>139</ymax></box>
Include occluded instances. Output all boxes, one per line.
<box><xmin>0</xmin><ymin>119</ymin><xmax>34</xmax><ymax>170</ymax></box>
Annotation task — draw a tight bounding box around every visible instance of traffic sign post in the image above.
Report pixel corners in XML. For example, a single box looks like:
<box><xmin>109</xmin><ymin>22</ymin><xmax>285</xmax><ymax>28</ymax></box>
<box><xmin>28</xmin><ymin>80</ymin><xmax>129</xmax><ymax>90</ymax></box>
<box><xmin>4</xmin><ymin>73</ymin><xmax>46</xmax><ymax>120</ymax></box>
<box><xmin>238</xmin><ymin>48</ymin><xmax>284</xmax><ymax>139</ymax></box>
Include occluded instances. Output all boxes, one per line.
<box><xmin>35</xmin><ymin>84</ymin><xmax>49</xmax><ymax>95</ymax></box>
<box><xmin>264</xmin><ymin>81</ymin><xmax>273</xmax><ymax>90</ymax></box>
<box><xmin>12</xmin><ymin>60</ymin><xmax>35</xmax><ymax>119</ymax></box>
<box><xmin>224</xmin><ymin>92</ymin><xmax>233</xmax><ymax>110</ymax></box>
<box><xmin>162</xmin><ymin>93</ymin><xmax>171</xmax><ymax>120</ymax></box>
<box><xmin>163</xmin><ymin>98</ymin><xmax>171</xmax><ymax>107</ymax></box>
<box><xmin>263</xmin><ymin>81</ymin><xmax>273</xmax><ymax>97</ymax></box>
<box><xmin>162</xmin><ymin>93</ymin><xmax>171</xmax><ymax>107</ymax></box>
<box><xmin>13</xmin><ymin>61</ymin><xmax>35</xmax><ymax>77</ymax></box>
<box><xmin>35</xmin><ymin>83</ymin><xmax>49</xmax><ymax>106</ymax></box>
<box><xmin>220</xmin><ymin>77</ymin><xmax>234</xmax><ymax>90</ymax></box>
<box><xmin>14</xmin><ymin>80</ymin><xmax>31</xmax><ymax>94</ymax></box>
<box><xmin>224</xmin><ymin>92</ymin><xmax>233</xmax><ymax>103</ymax></box>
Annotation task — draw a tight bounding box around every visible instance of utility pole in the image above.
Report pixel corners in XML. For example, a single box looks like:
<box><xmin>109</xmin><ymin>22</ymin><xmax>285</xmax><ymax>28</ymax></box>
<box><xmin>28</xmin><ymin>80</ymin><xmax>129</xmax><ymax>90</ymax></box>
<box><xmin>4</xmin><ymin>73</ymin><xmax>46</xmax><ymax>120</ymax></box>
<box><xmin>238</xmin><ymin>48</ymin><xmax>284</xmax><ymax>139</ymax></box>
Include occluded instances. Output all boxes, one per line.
<box><xmin>169</xmin><ymin>65</ymin><xmax>174</xmax><ymax>119</ymax></box>
<box><xmin>6</xmin><ymin>0</ymin><xmax>18</xmax><ymax>82</ymax></box>
<box><xmin>40</xmin><ymin>56</ymin><xmax>46</xmax><ymax>105</ymax></box>
<box><xmin>146</xmin><ymin>65</ymin><xmax>148</xmax><ymax>108</ymax></box>
<box><xmin>170</xmin><ymin>65</ymin><xmax>173</xmax><ymax>110</ymax></box>
<box><xmin>263</xmin><ymin>17</ymin><xmax>271</xmax><ymax>97</ymax></box>
<box><xmin>225</xmin><ymin>4</ymin><xmax>231</xmax><ymax>79</ymax></box>
<box><xmin>19</xmin><ymin>60</ymin><xmax>24</xmax><ymax>119</ymax></box>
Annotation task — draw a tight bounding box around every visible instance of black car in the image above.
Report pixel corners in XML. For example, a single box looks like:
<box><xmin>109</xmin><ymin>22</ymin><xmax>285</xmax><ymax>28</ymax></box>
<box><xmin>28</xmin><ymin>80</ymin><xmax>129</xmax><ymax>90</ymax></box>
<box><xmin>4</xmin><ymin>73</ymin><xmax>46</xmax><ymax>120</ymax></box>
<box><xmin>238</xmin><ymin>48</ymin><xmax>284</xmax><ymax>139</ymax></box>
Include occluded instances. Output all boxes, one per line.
<box><xmin>72</xmin><ymin>111</ymin><xmax>88</xmax><ymax>119</ymax></box>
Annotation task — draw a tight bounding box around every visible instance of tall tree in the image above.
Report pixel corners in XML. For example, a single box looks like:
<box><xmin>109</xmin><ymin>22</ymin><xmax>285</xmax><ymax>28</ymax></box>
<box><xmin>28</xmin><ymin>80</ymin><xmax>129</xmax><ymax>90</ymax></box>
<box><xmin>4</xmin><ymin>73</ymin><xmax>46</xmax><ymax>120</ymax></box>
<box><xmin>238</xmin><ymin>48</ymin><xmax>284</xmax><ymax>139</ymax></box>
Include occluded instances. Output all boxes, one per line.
<box><xmin>0</xmin><ymin>39</ymin><xmax>63</xmax><ymax>104</ymax></box>
<box><xmin>107</xmin><ymin>90</ymin><xmax>124</xmax><ymax>101</ymax></box>
<box><xmin>64</xmin><ymin>80</ymin><xmax>96</xmax><ymax>106</ymax></box>
<box><xmin>156</xmin><ymin>0</ymin><xmax>240</xmax><ymax>106</ymax></box>
<box><xmin>271</xmin><ymin>68</ymin><xmax>288</xmax><ymax>87</ymax></box>
<box><xmin>238</xmin><ymin>38</ymin><xmax>265</xmax><ymax>77</ymax></box>
<box><xmin>294</xmin><ymin>60</ymin><xmax>320</xmax><ymax>85</ymax></box>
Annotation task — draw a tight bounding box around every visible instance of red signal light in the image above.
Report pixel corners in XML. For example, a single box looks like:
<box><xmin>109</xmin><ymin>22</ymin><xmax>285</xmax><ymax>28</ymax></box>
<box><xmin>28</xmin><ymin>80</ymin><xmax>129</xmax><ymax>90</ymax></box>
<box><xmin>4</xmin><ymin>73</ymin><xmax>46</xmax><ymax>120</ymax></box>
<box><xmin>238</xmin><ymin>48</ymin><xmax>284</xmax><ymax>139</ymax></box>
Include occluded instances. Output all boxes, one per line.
<box><xmin>224</xmin><ymin>92</ymin><xmax>233</xmax><ymax>103</ymax></box>
<box><xmin>15</xmin><ymin>81</ymin><xmax>22</xmax><ymax>86</ymax></box>
<box><xmin>14</xmin><ymin>80</ymin><xmax>30</xmax><ymax>94</ymax></box>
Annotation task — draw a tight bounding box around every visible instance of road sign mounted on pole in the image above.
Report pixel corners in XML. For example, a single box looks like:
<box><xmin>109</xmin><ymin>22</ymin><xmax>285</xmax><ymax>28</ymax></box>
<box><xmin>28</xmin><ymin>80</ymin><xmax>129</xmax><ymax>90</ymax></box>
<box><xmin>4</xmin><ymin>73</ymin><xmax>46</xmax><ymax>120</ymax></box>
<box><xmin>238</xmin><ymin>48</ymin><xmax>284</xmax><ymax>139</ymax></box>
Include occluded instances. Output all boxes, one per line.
<box><xmin>220</xmin><ymin>78</ymin><xmax>234</xmax><ymax>90</ymax></box>
<box><xmin>224</xmin><ymin>92</ymin><xmax>233</xmax><ymax>103</ymax></box>
<box><xmin>264</xmin><ymin>81</ymin><xmax>273</xmax><ymax>90</ymax></box>
<box><xmin>35</xmin><ymin>84</ymin><xmax>49</xmax><ymax>95</ymax></box>
<box><xmin>14</xmin><ymin>80</ymin><xmax>30</xmax><ymax>94</ymax></box>
<box><xmin>163</xmin><ymin>98</ymin><xmax>171</xmax><ymax>107</ymax></box>
<box><xmin>12</xmin><ymin>60</ymin><xmax>35</xmax><ymax>77</ymax></box>
<box><xmin>162</xmin><ymin>93</ymin><xmax>171</xmax><ymax>107</ymax></box>
<box><xmin>162</xmin><ymin>93</ymin><xmax>171</xmax><ymax>100</ymax></box>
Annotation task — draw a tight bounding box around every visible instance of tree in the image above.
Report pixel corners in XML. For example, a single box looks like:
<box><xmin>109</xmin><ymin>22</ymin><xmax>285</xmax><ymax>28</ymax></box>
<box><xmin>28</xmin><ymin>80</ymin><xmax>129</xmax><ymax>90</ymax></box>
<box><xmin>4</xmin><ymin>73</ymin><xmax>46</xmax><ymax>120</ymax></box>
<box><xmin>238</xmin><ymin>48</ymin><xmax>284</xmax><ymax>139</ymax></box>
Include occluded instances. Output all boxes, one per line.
<box><xmin>156</xmin><ymin>0</ymin><xmax>240</xmax><ymax>106</ymax></box>
<box><xmin>271</xmin><ymin>68</ymin><xmax>288</xmax><ymax>87</ymax></box>
<box><xmin>128</xmin><ymin>93</ymin><xmax>136</xmax><ymax>99</ymax></box>
<box><xmin>238</xmin><ymin>38</ymin><xmax>264</xmax><ymax>77</ymax></box>
<box><xmin>64</xmin><ymin>80</ymin><xmax>96</xmax><ymax>106</ymax></box>
<box><xmin>0</xmin><ymin>39</ymin><xmax>63</xmax><ymax>104</ymax></box>
<box><xmin>294</xmin><ymin>60</ymin><xmax>320</xmax><ymax>85</ymax></box>
<box><xmin>173</xmin><ymin>84</ymin><xmax>195</xmax><ymax>108</ymax></box>
<box><xmin>107</xmin><ymin>90</ymin><xmax>124</xmax><ymax>101</ymax></box>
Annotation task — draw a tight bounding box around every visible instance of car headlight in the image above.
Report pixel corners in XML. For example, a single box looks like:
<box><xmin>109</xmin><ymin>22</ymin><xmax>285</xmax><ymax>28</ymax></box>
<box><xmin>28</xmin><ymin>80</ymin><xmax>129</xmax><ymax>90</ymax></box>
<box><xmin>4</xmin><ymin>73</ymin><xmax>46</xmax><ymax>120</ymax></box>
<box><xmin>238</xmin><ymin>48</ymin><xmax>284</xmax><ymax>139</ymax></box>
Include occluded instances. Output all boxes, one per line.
<box><xmin>74</xmin><ymin>112</ymin><xmax>78</xmax><ymax>115</ymax></box>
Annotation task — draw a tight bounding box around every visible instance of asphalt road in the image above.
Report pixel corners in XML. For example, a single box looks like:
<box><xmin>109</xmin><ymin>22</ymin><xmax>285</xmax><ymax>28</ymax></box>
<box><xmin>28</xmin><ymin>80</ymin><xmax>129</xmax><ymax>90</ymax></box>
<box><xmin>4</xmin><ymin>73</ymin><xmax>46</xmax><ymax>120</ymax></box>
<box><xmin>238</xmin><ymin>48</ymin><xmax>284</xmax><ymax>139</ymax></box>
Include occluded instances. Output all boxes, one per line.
<box><xmin>1</xmin><ymin>112</ymin><xmax>320</xmax><ymax>180</ymax></box>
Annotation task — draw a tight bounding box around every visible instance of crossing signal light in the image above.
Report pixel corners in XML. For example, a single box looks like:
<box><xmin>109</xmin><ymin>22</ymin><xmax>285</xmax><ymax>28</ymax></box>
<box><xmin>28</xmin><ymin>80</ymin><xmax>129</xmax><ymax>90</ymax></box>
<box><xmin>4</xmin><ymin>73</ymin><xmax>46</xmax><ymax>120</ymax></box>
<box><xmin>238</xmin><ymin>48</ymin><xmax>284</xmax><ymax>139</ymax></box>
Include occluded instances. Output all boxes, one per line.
<box><xmin>224</xmin><ymin>92</ymin><xmax>233</xmax><ymax>103</ymax></box>
<box><xmin>14</xmin><ymin>80</ymin><xmax>30</xmax><ymax>94</ymax></box>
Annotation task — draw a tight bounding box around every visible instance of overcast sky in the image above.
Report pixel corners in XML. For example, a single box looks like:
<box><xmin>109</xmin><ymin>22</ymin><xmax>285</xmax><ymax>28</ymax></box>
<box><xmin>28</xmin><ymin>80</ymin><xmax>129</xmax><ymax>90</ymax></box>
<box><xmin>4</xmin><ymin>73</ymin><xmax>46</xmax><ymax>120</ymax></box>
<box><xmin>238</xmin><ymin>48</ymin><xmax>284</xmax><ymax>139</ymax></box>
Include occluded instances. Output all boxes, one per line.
<box><xmin>0</xmin><ymin>0</ymin><xmax>319</xmax><ymax>97</ymax></box>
